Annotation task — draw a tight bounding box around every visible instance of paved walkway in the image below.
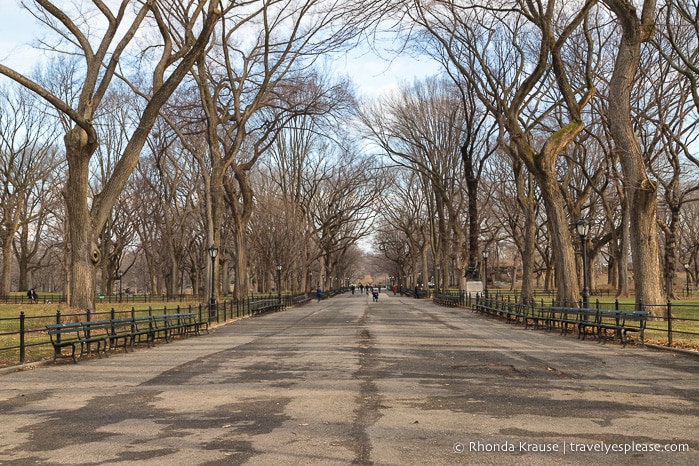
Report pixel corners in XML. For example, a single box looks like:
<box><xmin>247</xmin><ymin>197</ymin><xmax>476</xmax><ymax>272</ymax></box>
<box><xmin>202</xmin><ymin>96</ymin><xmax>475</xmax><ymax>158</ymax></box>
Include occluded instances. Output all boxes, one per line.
<box><xmin>1</xmin><ymin>292</ymin><xmax>697</xmax><ymax>465</ymax></box>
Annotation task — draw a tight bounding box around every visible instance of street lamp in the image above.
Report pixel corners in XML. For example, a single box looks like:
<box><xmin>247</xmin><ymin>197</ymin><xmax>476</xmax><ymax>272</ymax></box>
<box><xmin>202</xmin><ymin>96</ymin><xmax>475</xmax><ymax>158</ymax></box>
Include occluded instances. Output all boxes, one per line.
<box><xmin>116</xmin><ymin>270</ymin><xmax>123</xmax><ymax>303</ymax></box>
<box><xmin>685</xmin><ymin>263</ymin><xmax>690</xmax><ymax>297</ymax></box>
<box><xmin>482</xmin><ymin>249</ymin><xmax>489</xmax><ymax>297</ymax></box>
<box><xmin>576</xmin><ymin>219</ymin><xmax>590</xmax><ymax>308</ymax></box>
<box><xmin>277</xmin><ymin>264</ymin><xmax>283</xmax><ymax>302</ymax></box>
<box><xmin>436</xmin><ymin>264</ymin><xmax>441</xmax><ymax>291</ymax></box>
<box><xmin>208</xmin><ymin>244</ymin><xmax>218</xmax><ymax>322</ymax></box>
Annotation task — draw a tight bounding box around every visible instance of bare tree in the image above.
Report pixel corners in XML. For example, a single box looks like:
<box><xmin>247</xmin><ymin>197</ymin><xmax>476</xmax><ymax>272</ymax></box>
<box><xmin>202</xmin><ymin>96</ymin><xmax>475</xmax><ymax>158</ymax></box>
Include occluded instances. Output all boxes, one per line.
<box><xmin>404</xmin><ymin>1</ymin><xmax>597</xmax><ymax>304</ymax></box>
<box><xmin>603</xmin><ymin>0</ymin><xmax>664</xmax><ymax>308</ymax></box>
<box><xmin>360</xmin><ymin>77</ymin><xmax>479</xmax><ymax>290</ymax></box>
<box><xmin>172</xmin><ymin>1</ymin><xmax>364</xmax><ymax>301</ymax></box>
<box><xmin>657</xmin><ymin>0</ymin><xmax>699</xmax><ymax>119</ymax></box>
<box><xmin>0</xmin><ymin>1</ymin><xmax>220</xmax><ymax>309</ymax></box>
<box><xmin>0</xmin><ymin>84</ymin><xmax>61</xmax><ymax>296</ymax></box>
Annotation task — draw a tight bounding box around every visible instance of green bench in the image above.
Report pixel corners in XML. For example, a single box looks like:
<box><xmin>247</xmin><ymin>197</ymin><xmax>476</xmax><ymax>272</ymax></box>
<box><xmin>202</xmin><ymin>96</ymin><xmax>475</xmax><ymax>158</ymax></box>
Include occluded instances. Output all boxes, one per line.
<box><xmin>46</xmin><ymin>313</ymin><xmax>209</xmax><ymax>363</ymax></box>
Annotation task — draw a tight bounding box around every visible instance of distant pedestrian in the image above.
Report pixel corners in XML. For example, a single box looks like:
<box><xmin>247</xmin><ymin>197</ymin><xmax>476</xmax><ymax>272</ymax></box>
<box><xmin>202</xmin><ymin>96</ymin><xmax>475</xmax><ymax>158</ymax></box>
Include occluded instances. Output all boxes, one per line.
<box><xmin>316</xmin><ymin>286</ymin><xmax>322</xmax><ymax>303</ymax></box>
<box><xmin>27</xmin><ymin>288</ymin><xmax>37</xmax><ymax>304</ymax></box>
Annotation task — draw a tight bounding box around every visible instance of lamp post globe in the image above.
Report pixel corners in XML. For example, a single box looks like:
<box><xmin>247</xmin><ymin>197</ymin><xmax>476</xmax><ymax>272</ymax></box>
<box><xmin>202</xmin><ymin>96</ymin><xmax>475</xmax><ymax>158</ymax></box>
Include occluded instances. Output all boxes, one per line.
<box><xmin>276</xmin><ymin>264</ymin><xmax>283</xmax><ymax>302</ymax></box>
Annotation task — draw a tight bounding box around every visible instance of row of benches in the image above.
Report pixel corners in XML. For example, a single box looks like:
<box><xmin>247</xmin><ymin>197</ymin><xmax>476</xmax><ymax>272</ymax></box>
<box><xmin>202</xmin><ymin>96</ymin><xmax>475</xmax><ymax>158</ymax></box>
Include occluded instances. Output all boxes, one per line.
<box><xmin>433</xmin><ymin>294</ymin><xmax>462</xmax><ymax>307</ymax></box>
<box><xmin>248</xmin><ymin>299</ymin><xmax>286</xmax><ymax>314</ymax></box>
<box><xmin>46</xmin><ymin>313</ymin><xmax>208</xmax><ymax>363</ymax></box>
<box><xmin>473</xmin><ymin>301</ymin><xmax>648</xmax><ymax>346</ymax></box>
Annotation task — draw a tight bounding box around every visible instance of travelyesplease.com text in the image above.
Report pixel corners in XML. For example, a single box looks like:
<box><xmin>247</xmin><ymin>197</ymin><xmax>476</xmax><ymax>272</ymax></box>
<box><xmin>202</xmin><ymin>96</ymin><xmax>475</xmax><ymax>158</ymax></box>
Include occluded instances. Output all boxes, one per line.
<box><xmin>453</xmin><ymin>440</ymin><xmax>691</xmax><ymax>455</ymax></box>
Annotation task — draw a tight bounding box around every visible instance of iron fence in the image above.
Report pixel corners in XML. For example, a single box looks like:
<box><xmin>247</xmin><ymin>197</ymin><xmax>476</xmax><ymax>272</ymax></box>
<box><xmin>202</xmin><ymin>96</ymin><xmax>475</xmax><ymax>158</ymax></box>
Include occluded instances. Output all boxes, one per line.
<box><xmin>0</xmin><ymin>293</ymin><xmax>312</xmax><ymax>369</ymax></box>
<box><xmin>432</xmin><ymin>291</ymin><xmax>699</xmax><ymax>353</ymax></box>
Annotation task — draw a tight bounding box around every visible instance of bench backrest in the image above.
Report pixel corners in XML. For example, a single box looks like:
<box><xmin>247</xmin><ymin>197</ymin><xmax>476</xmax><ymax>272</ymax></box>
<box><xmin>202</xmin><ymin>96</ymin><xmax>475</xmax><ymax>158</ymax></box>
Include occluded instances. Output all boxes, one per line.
<box><xmin>46</xmin><ymin>323</ymin><xmax>82</xmax><ymax>341</ymax></box>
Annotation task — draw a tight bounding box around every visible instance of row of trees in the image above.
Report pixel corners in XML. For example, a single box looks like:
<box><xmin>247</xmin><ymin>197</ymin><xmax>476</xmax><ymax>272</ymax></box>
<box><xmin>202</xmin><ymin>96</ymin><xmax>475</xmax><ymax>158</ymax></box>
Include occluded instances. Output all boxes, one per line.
<box><xmin>0</xmin><ymin>0</ymin><xmax>388</xmax><ymax>308</ymax></box>
<box><xmin>0</xmin><ymin>73</ymin><xmax>384</xmax><ymax>300</ymax></box>
<box><xmin>1</xmin><ymin>1</ymin><xmax>698</xmax><ymax>312</ymax></box>
<box><xmin>365</xmin><ymin>0</ymin><xmax>699</xmax><ymax>311</ymax></box>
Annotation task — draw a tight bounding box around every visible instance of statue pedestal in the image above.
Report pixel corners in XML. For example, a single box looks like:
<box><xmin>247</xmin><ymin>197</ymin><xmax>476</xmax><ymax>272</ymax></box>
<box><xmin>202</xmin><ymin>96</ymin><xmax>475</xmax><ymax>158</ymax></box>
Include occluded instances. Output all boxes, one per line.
<box><xmin>464</xmin><ymin>281</ymin><xmax>484</xmax><ymax>297</ymax></box>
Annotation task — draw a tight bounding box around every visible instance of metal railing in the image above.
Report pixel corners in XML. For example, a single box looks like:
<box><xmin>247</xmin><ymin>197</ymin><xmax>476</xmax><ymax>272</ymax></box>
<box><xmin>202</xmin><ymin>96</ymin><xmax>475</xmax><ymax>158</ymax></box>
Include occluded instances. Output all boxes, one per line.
<box><xmin>432</xmin><ymin>292</ymin><xmax>699</xmax><ymax>353</ymax></box>
<box><xmin>0</xmin><ymin>293</ymin><xmax>315</xmax><ymax>369</ymax></box>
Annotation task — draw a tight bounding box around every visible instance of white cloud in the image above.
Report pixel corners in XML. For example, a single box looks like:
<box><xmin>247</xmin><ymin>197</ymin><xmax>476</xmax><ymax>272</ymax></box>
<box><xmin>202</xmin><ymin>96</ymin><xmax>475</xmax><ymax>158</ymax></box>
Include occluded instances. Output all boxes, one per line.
<box><xmin>334</xmin><ymin>46</ymin><xmax>442</xmax><ymax>99</ymax></box>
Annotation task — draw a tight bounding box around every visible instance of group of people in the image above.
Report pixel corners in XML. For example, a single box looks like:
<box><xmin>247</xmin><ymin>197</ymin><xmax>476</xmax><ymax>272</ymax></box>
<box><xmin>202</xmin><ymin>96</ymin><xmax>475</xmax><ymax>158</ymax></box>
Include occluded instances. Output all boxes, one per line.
<box><xmin>316</xmin><ymin>282</ymin><xmax>395</xmax><ymax>303</ymax></box>
<box><xmin>354</xmin><ymin>283</ymin><xmax>381</xmax><ymax>301</ymax></box>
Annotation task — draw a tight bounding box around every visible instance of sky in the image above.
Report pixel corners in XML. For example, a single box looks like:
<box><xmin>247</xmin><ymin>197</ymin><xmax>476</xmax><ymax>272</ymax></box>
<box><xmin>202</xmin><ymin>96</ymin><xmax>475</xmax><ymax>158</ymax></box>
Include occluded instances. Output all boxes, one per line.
<box><xmin>0</xmin><ymin>2</ymin><xmax>38</xmax><ymax>73</ymax></box>
<box><xmin>0</xmin><ymin>2</ymin><xmax>442</xmax><ymax>100</ymax></box>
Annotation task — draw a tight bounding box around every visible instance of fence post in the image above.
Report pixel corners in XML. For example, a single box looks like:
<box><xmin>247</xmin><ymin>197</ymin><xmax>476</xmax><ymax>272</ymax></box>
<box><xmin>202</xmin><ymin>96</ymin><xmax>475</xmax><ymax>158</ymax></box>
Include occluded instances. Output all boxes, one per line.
<box><xmin>19</xmin><ymin>312</ymin><xmax>26</xmax><ymax>364</ymax></box>
<box><xmin>667</xmin><ymin>299</ymin><xmax>673</xmax><ymax>347</ymax></box>
<box><xmin>54</xmin><ymin>310</ymin><xmax>62</xmax><ymax>358</ymax></box>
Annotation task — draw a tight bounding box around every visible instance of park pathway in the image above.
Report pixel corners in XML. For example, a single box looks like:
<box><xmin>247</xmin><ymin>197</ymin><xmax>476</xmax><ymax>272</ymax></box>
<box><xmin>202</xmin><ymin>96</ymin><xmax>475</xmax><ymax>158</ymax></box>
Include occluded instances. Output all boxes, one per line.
<box><xmin>0</xmin><ymin>291</ymin><xmax>697</xmax><ymax>465</ymax></box>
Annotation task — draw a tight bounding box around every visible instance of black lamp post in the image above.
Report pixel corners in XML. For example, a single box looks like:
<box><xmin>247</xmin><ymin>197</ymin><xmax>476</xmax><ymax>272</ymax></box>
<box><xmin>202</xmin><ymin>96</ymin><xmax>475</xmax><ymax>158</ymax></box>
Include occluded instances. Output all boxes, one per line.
<box><xmin>436</xmin><ymin>264</ymin><xmax>441</xmax><ymax>291</ymax></box>
<box><xmin>685</xmin><ymin>263</ymin><xmax>690</xmax><ymax>297</ymax></box>
<box><xmin>482</xmin><ymin>249</ymin><xmax>489</xmax><ymax>297</ymax></box>
<box><xmin>208</xmin><ymin>244</ymin><xmax>218</xmax><ymax>322</ymax></box>
<box><xmin>576</xmin><ymin>219</ymin><xmax>590</xmax><ymax>308</ymax></box>
<box><xmin>116</xmin><ymin>270</ymin><xmax>123</xmax><ymax>303</ymax></box>
<box><xmin>277</xmin><ymin>264</ymin><xmax>283</xmax><ymax>302</ymax></box>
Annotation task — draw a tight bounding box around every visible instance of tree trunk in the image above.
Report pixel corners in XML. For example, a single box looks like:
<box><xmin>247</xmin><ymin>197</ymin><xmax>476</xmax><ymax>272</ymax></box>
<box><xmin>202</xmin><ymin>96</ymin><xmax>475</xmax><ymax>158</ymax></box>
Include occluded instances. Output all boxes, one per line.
<box><xmin>1</xmin><ymin>234</ymin><xmax>12</xmax><ymax>297</ymax></box>
<box><xmin>605</xmin><ymin>0</ymin><xmax>663</xmax><ymax>310</ymax></box>
<box><xmin>232</xmin><ymin>222</ymin><xmax>249</xmax><ymax>300</ymax></box>
<box><xmin>537</xmin><ymin>173</ymin><xmax>579</xmax><ymax>305</ymax></box>
<box><xmin>520</xmin><ymin>200</ymin><xmax>537</xmax><ymax>304</ymax></box>
<box><xmin>462</xmin><ymin>143</ymin><xmax>480</xmax><ymax>267</ymax></box>
<box><xmin>65</xmin><ymin>126</ymin><xmax>99</xmax><ymax>311</ymax></box>
<box><xmin>514</xmin><ymin>163</ymin><xmax>536</xmax><ymax>304</ymax></box>
<box><xmin>617</xmin><ymin>199</ymin><xmax>631</xmax><ymax>297</ymax></box>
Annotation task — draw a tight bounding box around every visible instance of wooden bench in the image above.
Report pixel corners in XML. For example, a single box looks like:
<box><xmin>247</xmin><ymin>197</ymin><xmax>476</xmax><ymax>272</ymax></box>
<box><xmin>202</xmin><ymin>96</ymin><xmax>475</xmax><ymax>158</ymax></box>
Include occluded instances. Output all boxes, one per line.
<box><xmin>535</xmin><ymin>307</ymin><xmax>577</xmax><ymax>335</ymax></box>
<box><xmin>78</xmin><ymin>320</ymin><xmax>113</xmax><ymax>358</ymax></box>
<box><xmin>46</xmin><ymin>323</ymin><xmax>82</xmax><ymax>363</ymax></box>
<box><xmin>131</xmin><ymin>316</ymin><xmax>156</xmax><ymax>348</ymax></box>
<box><xmin>474</xmin><ymin>300</ymin><xmax>648</xmax><ymax>347</ymax></box>
<box><xmin>180</xmin><ymin>312</ymin><xmax>209</xmax><ymax>336</ymax></box>
<box><xmin>524</xmin><ymin>306</ymin><xmax>551</xmax><ymax>330</ymax></box>
<box><xmin>433</xmin><ymin>294</ymin><xmax>461</xmax><ymax>308</ymax></box>
<box><xmin>576</xmin><ymin>308</ymin><xmax>600</xmax><ymax>340</ymax></box>
<box><xmin>46</xmin><ymin>313</ymin><xmax>209</xmax><ymax>363</ymax></box>
<box><xmin>597</xmin><ymin>310</ymin><xmax>648</xmax><ymax>346</ymax></box>
<box><xmin>249</xmin><ymin>299</ymin><xmax>284</xmax><ymax>314</ymax></box>
<box><xmin>150</xmin><ymin>313</ymin><xmax>204</xmax><ymax>342</ymax></box>
<box><xmin>46</xmin><ymin>320</ymin><xmax>111</xmax><ymax>363</ymax></box>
